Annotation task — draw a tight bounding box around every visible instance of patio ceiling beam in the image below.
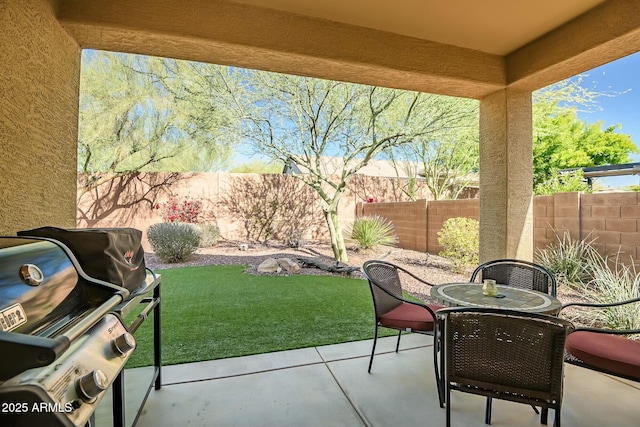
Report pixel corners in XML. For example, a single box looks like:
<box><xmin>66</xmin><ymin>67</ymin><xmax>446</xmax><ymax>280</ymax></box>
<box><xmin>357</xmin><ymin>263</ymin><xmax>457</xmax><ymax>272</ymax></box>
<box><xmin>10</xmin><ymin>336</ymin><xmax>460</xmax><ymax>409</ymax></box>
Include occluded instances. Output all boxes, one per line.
<box><xmin>57</xmin><ymin>0</ymin><xmax>505</xmax><ymax>99</ymax></box>
<box><xmin>507</xmin><ymin>0</ymin><xmax>640</xmax><ymax>91</ymax></box>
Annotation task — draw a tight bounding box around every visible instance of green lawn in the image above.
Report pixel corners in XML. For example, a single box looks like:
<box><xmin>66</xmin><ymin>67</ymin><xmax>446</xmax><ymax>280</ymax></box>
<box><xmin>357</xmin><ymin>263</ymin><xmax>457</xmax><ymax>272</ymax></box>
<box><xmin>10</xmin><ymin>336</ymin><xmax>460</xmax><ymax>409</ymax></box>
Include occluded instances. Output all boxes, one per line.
<box><xmin>126</xmin><ymin>265</ymin><xmax>399</xmax><ymax>368</ymax></box>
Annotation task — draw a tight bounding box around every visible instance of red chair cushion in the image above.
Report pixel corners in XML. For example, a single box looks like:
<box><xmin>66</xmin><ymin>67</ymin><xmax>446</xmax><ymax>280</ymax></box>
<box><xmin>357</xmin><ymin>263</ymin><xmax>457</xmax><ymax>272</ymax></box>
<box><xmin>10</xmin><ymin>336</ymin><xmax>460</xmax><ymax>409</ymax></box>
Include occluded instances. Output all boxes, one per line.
<box><xmin>379</xmin><ymin>303</ymin><xmax>443</xmax><ymax>331</ymax></box>
<box><xmin>566</xmin><ymin>331</ymin><xmax>640</xmax><ymax>380</ymax></box>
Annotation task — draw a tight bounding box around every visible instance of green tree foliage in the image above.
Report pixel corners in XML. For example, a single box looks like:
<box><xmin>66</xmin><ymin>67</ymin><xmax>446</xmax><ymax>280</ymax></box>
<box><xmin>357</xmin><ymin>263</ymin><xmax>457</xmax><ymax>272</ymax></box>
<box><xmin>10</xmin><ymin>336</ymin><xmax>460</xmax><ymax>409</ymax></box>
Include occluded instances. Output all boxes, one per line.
<box><xmin>533</xmin><ymin>78</ymin><xmax>637</xmax><ymax>190</ymax></box>
<box><xmin>534</xmin><ymin>169</ymin><xmax>592</xmax><ymax>196</ymax></box>
<box><xmin>222</xmin><ymin>70</ymin><xmax>471</xmax><ymax>262</ymax></box>
<box><xmin>78</xmin><ymin>51</ymin><xmax>237</xmax><ymax>183</ymax></box>
<box><xmin>230</xmin><ymin>159</ymin><xmax>285</xmax><ymax>174</ymax></box>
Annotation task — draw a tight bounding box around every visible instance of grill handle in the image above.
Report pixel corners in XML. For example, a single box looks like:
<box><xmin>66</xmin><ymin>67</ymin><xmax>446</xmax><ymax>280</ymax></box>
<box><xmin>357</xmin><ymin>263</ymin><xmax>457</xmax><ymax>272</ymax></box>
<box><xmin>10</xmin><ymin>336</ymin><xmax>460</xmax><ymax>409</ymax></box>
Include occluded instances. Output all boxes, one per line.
<box><xmin>0</xmin><ymin>332</ymin><xmax>70</xmax><ymax>381</ymax></box>
<box><xmin>0</xmin><ymin>292</ymin><xmax>126</xmax><ymax>381</ymax></box>
<box><xmin>61</xmin><ymin>293</ymin><xmax>127</xmax><ymax>343</ymax></box>
<box><xmin>128</xmin><ymin>296</ymin><xmax>160</xmax><ymax>334</ymax></box>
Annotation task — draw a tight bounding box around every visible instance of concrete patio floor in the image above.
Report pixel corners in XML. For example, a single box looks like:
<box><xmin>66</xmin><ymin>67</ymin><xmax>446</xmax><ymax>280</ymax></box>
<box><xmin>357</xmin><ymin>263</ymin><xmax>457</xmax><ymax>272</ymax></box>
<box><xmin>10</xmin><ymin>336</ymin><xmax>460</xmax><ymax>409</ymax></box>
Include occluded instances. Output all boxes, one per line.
<box><xmin>133</xmin><ymin>335</ymin><xmax>640</xmax><ymax>427</ymax></box>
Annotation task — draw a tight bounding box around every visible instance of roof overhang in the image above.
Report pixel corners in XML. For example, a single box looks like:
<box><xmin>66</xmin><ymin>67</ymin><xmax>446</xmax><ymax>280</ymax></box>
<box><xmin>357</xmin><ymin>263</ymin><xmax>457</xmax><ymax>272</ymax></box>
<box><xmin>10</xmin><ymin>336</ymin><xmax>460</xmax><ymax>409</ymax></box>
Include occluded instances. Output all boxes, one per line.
<box><xmin>56</xmin><ymin>0</ymin><xmax>640</xmax><ymax>99</ymax></box>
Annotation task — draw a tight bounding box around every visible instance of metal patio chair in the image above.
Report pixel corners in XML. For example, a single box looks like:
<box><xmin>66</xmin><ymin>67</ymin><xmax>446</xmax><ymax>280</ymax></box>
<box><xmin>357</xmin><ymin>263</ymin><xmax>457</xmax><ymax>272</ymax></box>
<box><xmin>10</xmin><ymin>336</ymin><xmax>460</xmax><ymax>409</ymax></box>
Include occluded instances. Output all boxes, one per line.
<box><xmin>560</xmin><ymin>296</ymin><xmax>640</xmax><ymax>383</ymax></box>
<box><xmin>470</xmin><ymin>258</ymin><xmax>557</xmax><ymax>297</ymax></box>
<box><xmin>439</xmin><ymin>307</ymin><xmax>574</xmax><ymax>427</ymax></box>
<box><xmin>362</xmin><ymin>260</ymin><xmax>445</xmax><ymax>403</ymax></box>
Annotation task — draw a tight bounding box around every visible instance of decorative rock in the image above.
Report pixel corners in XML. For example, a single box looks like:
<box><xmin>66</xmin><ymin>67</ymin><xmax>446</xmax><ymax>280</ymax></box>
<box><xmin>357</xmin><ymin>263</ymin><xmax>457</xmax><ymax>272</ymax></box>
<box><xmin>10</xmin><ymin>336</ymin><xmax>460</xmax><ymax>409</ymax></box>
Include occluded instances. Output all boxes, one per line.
<box><xmin>257</xmin><ymin>258</ymin><xmax>281</xmax><ymax>273</ymax></box>
<box><xmin>277</xmin><ymin>258</ymin><xmax>301</xmax><ymax>274</ymax></box>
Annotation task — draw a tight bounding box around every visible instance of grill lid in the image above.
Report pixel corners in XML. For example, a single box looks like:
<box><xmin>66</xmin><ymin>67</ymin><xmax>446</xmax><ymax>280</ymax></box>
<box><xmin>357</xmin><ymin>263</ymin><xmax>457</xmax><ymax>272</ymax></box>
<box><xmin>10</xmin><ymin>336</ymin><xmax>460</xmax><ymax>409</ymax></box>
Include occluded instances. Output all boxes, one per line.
<box><xmin>0</xmin><ymin>237</ymin><xmax>128</xmax><ymax>380</ymax></box>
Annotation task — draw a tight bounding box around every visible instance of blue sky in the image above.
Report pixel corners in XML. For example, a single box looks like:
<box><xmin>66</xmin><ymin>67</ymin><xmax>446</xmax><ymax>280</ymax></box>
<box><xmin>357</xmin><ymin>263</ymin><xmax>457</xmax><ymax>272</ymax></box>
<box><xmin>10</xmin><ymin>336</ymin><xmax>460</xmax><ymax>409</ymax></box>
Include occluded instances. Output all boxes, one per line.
<box><xmin>232</xmin><ymin>52</ymin><xmax>640</xmax><ymax>185</ymax></box>
<box><xmin>572</xmin><ymin>52</ymin><xmax>640</xmax><ymax>188</ymax></box>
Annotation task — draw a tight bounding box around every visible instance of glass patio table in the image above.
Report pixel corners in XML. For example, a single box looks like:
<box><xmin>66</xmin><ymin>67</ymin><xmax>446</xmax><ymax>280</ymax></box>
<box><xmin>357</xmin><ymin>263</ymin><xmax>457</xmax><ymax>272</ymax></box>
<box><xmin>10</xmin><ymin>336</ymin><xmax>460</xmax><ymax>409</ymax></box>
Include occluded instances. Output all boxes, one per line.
<box><xmin>430</xmin><ymin>282</ymin><xmax>562</xmax><ymax>315</ymax></box>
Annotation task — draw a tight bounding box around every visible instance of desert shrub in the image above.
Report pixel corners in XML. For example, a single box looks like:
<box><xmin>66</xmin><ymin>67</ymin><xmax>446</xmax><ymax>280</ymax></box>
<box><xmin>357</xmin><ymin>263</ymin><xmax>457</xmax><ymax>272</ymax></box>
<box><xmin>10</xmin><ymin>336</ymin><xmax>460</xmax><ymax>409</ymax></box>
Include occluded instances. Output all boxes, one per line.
<box><xmin>535</xmin><ymin>231</ymin><xmax>600</xmax><ymax>288</ymax></box>
<box><xmin>156</xmin><ymin>196</ymin><xmax>202</xmax><ymax>223</ymax></box>
<box><xmin>148</xmin><ymin>222</ymin><xmax>201</xmax><ymax>263</ymax></box>
<box><xmin>197</xmin><ymin>224</ymin><xmax>220</xmax><ymax>248</ymax></box>
<box><xmin>345</xmin><ymin>215</ymin><xmax>398</xmax><ymax>250</ymax></box>
<box><xmin>438</xmin><ymin>217</ymin><xmax>479</xmax><ymax>273</ymax></box>
<box><xmin>286</xmin><ymin>228</ymin><xmax>306</xmax><ymax>249</ymax></box>
<box><xmin>219</xmin><ymin>175</ymin><xmax>318</xmax><ymax>243</ymax></box>
<box><xmin>575</xmin><ymin>251</ymin><xmax>640</xmax><ymax>332</ymax></box>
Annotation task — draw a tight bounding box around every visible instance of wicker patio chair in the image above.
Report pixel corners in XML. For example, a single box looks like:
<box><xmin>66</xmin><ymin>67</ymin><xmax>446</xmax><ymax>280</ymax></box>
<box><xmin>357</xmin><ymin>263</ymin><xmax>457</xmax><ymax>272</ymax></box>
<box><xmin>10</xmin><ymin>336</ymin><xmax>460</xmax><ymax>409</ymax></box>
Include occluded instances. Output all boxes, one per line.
<box><xmin>470</xmin><ymin>258</ymin><xmax>557</xmax><ymax>297</ymax></box>
<box><xmin>439</xmin><ymin>307</ymin><xmax>573</xmax><ymax>427</ymax></box>
<box><xmin>559</xmin><ymin>296</ymin><xmax>640</xmax><ymax>382</ymax></box>
<box><xmin>362</xmin><ymin>260</ymin><xmax>445</xmax><ymax>403</ymax></box>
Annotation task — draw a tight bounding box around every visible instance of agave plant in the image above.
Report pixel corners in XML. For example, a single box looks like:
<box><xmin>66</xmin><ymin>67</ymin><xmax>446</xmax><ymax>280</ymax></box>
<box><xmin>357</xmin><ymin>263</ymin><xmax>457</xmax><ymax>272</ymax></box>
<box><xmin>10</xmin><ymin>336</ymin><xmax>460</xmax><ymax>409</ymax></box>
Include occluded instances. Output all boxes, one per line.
<box><xmin>345</xmin><ymin>215</ymin><xmax>398</xmax><ymax>250</ymax></box>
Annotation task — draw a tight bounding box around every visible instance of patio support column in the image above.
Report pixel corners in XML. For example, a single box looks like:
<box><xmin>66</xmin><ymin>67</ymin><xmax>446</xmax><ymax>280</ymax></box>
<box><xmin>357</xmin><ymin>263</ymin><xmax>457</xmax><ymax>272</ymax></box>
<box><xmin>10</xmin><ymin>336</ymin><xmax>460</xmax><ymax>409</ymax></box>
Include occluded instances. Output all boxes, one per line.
<box><xmin>479</xmin><ymin>88</ymin><xmax>533</xmax><ymax>262</ymax></box>
<box><xmin>0</xmin><ymin>0</ymin><xmax>81</xmax><ymax>233</ymax></box>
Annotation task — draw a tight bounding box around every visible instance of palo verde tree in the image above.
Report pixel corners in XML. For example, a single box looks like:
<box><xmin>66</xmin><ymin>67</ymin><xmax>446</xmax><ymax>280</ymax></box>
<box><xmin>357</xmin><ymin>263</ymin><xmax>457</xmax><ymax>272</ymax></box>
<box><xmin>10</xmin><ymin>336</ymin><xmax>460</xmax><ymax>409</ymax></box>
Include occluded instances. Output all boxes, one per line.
<box><xmin>383</xmin><ymin>97</ymin><xmax>479</xmax><ymax>200</ymax></box>
<box><xmin>78</xmin><ymin>50</ymin><xmax>237</xmax><ymax>221</ymax></box>
<box><xmin>78</xmin><ymin>51</ymin><xmax>236</xmax><ymax>183</ymax></box>
<box><xmin>222</xmin><ymin>70</ymin><xmax>470</xmax><ymax>262</ymax></box>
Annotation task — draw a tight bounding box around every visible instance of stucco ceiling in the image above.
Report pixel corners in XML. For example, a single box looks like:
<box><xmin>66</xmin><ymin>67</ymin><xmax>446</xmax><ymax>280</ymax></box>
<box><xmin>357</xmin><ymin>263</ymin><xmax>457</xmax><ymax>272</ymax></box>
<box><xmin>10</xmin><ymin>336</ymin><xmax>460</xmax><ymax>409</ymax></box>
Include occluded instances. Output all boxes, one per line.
<box><xmin>229</xmin><ymin>0</ymin><xmax>606</xmax><ymax>55</ymax></box>
<box><xmin>58</xmin><ymin>0</ymin><xmax>639</xmax><ymax>98</ymax></box>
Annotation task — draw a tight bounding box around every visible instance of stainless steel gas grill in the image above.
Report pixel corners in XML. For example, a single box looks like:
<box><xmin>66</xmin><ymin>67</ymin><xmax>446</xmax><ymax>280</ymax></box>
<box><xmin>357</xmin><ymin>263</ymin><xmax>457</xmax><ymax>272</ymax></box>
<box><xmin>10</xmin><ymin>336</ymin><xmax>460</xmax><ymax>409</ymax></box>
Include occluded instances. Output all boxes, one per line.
<box><xmin>0</xmin><ymin>235</ymin><xmax>161</xmax><ymax>427</ymax></box>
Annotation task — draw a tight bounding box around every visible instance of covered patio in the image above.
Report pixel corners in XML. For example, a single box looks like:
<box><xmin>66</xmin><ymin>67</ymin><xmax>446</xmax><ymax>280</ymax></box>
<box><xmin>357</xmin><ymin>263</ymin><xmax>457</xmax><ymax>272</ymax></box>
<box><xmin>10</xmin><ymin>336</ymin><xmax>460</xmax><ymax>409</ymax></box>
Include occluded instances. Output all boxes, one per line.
<box><xmin>127</xmin><ymin>335</ymin><xmax>639</xmax><ymax>427</ymax></box>
<box><xmin>4</xmin><ymin>0</ymin><xmax>640</xmax><ymax>262</ymax></box>
<box><xmin>3</xmin><ymin>2</ymin><xmax>640</xmax><ymax>426</ymax></box>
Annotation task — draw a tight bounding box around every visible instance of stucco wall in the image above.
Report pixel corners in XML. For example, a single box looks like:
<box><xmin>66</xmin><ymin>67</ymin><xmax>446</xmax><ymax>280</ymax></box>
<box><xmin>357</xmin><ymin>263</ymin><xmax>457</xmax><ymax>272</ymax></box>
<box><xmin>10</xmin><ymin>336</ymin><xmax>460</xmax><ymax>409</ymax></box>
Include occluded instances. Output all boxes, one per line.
<box><xmin>479</xmin><ymin>89</ymin><xmax>534</xmax><ymax>261</ymax></box>
<box><xmin>76</xmin><ymin>172</ymin><xmax>429</xmax><ymax>249</ymax></box>
<box><xmin>0</xmin><ymin>0</ymin><xmax>80</xmax><ymax>234</ymax></box>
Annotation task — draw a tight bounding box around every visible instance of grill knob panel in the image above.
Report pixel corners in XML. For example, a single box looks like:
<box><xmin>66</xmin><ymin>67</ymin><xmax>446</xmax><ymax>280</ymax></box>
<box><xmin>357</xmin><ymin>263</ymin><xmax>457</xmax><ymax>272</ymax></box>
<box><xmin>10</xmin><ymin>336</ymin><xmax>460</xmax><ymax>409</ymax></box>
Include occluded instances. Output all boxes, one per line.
<box><xmin>77</xmin><ymin>369</ymin><xmax>108</xmax><ymax>402</ymax></box>
<box><xmin>112</xmin><ymin>332</ymin><xmax>136</xmax><ymax>356</ymax></box>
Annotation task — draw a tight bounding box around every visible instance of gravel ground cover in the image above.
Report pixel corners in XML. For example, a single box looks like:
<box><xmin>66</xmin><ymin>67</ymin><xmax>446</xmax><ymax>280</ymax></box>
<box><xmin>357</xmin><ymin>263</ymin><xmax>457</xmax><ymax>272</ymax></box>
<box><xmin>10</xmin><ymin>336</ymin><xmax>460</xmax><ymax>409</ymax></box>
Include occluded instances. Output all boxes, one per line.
<box><xmin>145</xmin><ymin>239</ymin><xmax>578</xmax><ymax>306</ymax></box>
<box><xmin>149</xmin><ymin>240</ymin><xmax>472</xmax><ymax>303</ymax></box>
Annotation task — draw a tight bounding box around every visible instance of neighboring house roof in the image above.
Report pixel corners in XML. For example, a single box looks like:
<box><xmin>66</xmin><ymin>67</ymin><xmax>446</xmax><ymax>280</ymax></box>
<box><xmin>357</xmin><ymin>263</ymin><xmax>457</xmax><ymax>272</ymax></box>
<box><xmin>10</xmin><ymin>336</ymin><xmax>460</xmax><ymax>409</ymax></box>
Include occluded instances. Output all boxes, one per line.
<box><xmin>284</xmin><ymin>156</ymin><xmax>480</xmax><ymax>187</ymax></box>
<box><xmin>283</xmin><ymin>156</ymin><xmax>422</xmax><ymax>179</ymax></box>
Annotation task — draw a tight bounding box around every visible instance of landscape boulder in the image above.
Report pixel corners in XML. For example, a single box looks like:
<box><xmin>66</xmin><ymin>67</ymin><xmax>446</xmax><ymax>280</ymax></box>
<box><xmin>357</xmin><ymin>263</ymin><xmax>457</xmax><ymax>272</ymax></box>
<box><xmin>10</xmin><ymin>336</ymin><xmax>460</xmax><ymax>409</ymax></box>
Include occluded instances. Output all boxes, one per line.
<box><xmin>277</xmin><ymin>258</ymin><xmax>301</xmax><ymax>274</ymax></box>
<box><xmin>256</xmin><ymin>257</ymin><xmax>302</xmax><ymax>274</ymax></box>
<box><xmin>257</xmin><ymin>258</ymin><xmax>281</xmax><ymax>273</ymax></box>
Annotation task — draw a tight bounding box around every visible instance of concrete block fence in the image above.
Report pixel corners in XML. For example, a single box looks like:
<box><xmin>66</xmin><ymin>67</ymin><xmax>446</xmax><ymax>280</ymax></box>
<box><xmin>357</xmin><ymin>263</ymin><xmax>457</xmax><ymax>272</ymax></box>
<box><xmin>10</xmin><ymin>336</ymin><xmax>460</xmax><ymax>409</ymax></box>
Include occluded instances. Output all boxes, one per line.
<box><xmin>358</xmin><ymin>192</ymin><xmax>640</xmax><ymax>266</ymax></box>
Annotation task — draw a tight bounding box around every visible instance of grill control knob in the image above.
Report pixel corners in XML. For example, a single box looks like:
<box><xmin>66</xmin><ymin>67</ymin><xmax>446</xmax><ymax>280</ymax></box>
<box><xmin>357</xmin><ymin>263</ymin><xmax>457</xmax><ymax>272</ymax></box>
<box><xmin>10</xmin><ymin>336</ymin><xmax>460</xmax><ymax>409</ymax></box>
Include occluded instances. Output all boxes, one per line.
<box><xmin>112</xmin><ymin>332</ymin><xmax>136</xmax><ymax>356</ymax></box>
<box><xmin>77</xmin><ymin>370</ymin><xmax>108</xmax><ymax>402</ymax></box>
<box><xmin>19</xmin><ymin>264</ymin><xmax>44</xmax><ymax>286</ymax></box>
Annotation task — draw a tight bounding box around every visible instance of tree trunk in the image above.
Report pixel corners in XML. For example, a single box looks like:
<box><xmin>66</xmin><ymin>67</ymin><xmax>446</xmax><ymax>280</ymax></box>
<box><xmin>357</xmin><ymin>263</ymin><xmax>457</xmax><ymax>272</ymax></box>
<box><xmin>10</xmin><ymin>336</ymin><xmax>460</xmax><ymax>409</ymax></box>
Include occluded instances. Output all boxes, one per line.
<box><xmin>324</xmin><ymin>208</ymin><xmax>348</xmax><ymax>263</ymax></box>
<box><xmin>294</xmin><ymin>257</ymin><xmax>360</xmax><ymax>274</ymax></box>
